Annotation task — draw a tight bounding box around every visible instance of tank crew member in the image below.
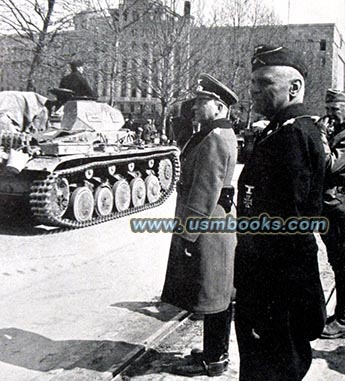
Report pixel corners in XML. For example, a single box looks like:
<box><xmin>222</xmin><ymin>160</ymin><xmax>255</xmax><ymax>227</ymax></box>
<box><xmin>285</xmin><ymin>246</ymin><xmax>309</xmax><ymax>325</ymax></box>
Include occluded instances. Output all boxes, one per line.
<box><xmin>59</xmin><ymin>60</ymin><xmax>96</xmax><ymax>99</ymax></box>
<box><xmin>234</xmin><ymin>45</ymin><xmax>326</xmax><ymax>381</ymax></box>
<box><xmin>319</xmin><ymin>89</ymin><xmax>345</xmax><ymax>338</ymax></box>
<box><xmin>161</xmin><ymin>74</ymin><xmax>238</xmax><ymax>377</ymax></box>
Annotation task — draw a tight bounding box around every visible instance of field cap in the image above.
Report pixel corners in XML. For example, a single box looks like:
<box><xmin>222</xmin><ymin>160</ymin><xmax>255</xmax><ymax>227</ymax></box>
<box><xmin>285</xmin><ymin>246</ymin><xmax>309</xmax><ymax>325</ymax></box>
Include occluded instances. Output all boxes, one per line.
<box><xmin>251</xmin><ymin>45</ymin><xmax>308</xmax><ymax>78</ymax></box>
<box><xmin>326</xmin><ymin>88</ymin><xmax>345</xmax><ymax>103</ymax></box>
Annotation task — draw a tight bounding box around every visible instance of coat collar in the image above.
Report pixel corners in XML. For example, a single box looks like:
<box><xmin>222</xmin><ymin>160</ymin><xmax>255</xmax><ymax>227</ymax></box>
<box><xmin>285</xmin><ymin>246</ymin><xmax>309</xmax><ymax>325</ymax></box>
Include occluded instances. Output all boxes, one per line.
<box><xmin>258</xmin><ymin>103</ymin><xmax>309</xmax><ymax>143</ymax></box>
<box><xmin>181</xmin><ymin>118</ymin><xmax>232</xmax><ymax>157</ymax></box>
<box><xmin>270</xmin><ymin>103</ymin><xmax>309</xmax><ymax>127</ymax></box>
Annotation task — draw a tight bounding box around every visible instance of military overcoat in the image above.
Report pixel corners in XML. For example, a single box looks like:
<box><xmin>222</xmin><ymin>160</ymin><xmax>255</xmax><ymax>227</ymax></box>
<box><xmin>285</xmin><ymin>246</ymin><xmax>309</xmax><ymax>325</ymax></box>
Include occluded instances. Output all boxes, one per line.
<box><xmin>161</xmin><ymin>118</ymin><xmax>237</xmax><ymax>314</ymax></box>
<box><xmin>234</xmin><ymin>104</ymin><xmax>326</xmax><ymax>381</ymax></box>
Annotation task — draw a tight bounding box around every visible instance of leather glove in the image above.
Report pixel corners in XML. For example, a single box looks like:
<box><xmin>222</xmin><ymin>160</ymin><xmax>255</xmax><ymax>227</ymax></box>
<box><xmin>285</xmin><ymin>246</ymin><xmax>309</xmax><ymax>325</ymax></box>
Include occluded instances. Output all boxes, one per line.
<box><xmin>218</xmin><ymin>187</ymin><xmax>235</xmax><ymax>213</ymax></box>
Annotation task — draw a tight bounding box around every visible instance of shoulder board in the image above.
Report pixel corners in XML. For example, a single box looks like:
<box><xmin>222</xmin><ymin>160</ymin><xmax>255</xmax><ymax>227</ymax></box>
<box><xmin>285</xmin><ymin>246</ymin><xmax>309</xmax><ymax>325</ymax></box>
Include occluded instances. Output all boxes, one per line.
<box><xmin>282</xmin><ymin>115</ymin><xmax>320</xmax><ymax>127</ymax></box>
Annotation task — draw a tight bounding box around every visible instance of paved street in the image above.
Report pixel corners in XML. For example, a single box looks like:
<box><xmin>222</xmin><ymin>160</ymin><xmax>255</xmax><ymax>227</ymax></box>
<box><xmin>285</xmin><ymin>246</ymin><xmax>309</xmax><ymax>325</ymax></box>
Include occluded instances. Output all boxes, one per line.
<box><xmin>0</xmin><ymin>193</ymin><xmax>184</xmax><ymax>381</ymax></box>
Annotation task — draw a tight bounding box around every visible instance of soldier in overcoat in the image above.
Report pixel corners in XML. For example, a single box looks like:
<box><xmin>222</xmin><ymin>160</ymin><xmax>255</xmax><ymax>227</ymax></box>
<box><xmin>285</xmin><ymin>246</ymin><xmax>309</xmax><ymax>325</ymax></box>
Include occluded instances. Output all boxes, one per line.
<box><xmin>161</xmin><ymin>74</ymin><xmax>238</xmax><ymax>377</ymax></box>
<box><xmin>234</xmin><ymin>46</ymin><xmax>326</xmax><ymax>381</ymax></box>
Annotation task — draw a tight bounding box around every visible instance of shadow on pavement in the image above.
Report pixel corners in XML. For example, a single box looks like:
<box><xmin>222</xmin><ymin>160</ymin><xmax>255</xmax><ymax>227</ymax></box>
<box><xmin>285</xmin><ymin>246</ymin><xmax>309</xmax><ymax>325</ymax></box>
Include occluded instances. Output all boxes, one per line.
<box><xmin>111</xmin><ymin>301</ymin><xmax>182</xmax><ymax>322</ymax></box>
<box><xmin>313</xmin><ymin>346</ymin><xmax>345</xmax><ymax>375</ymax></box>
<box><xmin>0</xmin><ymin>222</ymin><xmax>48</xmax><ymax>236</ymax></box>
<box><xmin>0</xmin><ymin>327</ymin><xmax>142</xmax><ymax>372</ymax></box>
<box><xmin>120</xmin><ymin>348</ymin><xmax>186</xmax><ymax>378</ymax></box>
<box><xmin>0</xmin><ymin>214</ymin><xmax>62</xmax><ymax>236</ymax></box>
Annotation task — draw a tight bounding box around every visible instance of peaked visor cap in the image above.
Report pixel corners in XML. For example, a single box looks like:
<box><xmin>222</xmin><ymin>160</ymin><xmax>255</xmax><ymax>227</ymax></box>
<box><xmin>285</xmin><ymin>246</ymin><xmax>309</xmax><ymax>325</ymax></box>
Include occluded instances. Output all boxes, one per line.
<box><xmin>195</xmin><ymin>73</ymin><xmax>238</xmax><ymax>107</ymax></box>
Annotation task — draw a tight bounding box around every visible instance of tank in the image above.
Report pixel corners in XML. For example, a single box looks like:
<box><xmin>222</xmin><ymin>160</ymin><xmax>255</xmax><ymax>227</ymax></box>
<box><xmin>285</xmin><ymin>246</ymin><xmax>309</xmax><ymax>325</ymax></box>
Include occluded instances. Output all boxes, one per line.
<box><xmin>0</xmin><ymin>98</ymin><xmax>180</xmax><ymax>228</ymax></box>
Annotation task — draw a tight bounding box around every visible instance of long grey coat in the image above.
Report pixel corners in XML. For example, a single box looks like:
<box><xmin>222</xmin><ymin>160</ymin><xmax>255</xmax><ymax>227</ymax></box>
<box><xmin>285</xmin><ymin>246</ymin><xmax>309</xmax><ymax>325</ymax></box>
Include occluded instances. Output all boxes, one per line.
<box><xmin>161</xmin><ymin>118</ymin><xmax>237</xmax><ymax>314</ymax></box>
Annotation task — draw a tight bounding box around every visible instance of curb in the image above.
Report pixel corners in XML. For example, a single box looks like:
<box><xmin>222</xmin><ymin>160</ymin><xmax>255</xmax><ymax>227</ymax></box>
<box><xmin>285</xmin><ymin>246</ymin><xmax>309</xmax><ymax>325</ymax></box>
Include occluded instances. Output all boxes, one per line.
<box><xmin>107</xmin><ymin>279</ymin><xmax>336</xmax><ymax>379</ymax></box>
<box><xmin>109</xmin><ymin>310</ymin><xmax>191</xmax><ymax>380</ymax></box>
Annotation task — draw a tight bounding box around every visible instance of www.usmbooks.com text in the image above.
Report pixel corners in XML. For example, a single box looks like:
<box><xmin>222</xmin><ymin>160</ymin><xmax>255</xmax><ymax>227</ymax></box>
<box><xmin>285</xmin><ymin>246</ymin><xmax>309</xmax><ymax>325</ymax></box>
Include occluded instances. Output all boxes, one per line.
<box><xmin>130</xmin><ymin>213</ymin><xmax>329</xmax><ymax>234</ymax></box>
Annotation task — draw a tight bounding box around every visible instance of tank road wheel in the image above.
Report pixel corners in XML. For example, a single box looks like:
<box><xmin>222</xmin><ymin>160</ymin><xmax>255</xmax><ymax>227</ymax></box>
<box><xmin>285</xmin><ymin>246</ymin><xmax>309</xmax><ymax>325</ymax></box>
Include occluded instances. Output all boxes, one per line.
<box><xmin>113</xmin><ymin>180</ymin><xmax>131</xmax><ymax>212</ymax></box>
<box><xmin>94</xmin><ymin>185</ymin><xmax>114</xmax><ymax>217</ymax></box>
<box><xmin>158</xmin><ymin>158</ymin><xmax>173</xmax><ymax>191</ymax></box>
<box><xmin>70</xmin><ymin>187</ymin><xmax>95</xmax><ymax>222</ymax></box>
<box><xmin>130</xmin><ymin>177</ymin><xmax>146</xmax><ymax>207</ymax></box>
<box><xmin>50</xmin><ymin>177</ymin><xmax>70</xmax><ymax>218</ymax></box>
<box><xmin>145</xmin><ymin>175</ymin><xmax>161</xmax><ymax>203</ymax></box>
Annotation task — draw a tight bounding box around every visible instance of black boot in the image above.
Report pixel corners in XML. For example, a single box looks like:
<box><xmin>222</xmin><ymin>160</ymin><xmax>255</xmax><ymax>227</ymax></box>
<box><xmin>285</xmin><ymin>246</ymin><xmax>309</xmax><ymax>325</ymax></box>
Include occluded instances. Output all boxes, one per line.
<box><xmin>172</xmin><ymin>353</ymin><xmax>229</xmax><ymax>377</ymax></box>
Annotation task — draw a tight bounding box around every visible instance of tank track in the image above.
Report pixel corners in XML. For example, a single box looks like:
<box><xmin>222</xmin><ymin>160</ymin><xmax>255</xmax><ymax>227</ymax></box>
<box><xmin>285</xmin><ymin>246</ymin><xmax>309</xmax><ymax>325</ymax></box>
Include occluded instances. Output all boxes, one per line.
<box><xmin>29</xmin><ymin>150</ymin><xmax>180</xmax><ymax>229</ymax></box>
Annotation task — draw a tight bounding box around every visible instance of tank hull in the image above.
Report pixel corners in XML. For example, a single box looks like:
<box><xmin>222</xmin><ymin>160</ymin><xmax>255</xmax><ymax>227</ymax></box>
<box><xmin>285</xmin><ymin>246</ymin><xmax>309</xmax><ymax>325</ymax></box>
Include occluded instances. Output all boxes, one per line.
<box><xmin>0</xmin><ymin>143</ymin><xmax>179</xmax><ymax>228</ymax></box>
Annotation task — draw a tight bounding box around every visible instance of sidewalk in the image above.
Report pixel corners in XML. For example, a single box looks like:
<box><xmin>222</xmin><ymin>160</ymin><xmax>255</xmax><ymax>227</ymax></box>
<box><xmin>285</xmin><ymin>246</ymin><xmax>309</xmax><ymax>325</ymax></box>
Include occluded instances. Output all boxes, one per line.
<box><xmin>115</xmin><ymin>237</ymin><xmax>345</xmax><ymax>381</ymax></box>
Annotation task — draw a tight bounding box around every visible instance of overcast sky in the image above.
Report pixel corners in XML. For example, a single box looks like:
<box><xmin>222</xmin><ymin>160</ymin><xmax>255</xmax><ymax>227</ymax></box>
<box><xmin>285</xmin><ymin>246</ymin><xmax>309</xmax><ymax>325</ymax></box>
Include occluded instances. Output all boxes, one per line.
<box><xmin>193</xmin><ymin>0</ymin><xmax>345</xmax><ymax>35</ymax></box>
<box><xmin>271</xmin><ymin>0</ymin><xmax>345</xmax><ymax>32</ymax></box>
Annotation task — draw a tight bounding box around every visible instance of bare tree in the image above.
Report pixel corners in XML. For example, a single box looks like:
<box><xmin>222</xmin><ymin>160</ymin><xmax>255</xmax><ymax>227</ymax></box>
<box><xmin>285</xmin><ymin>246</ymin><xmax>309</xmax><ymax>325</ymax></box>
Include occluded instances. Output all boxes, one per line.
<box><xmin>78</xmin><ymin>0</ymin><xmax>159</xmax><ymax>105</ymax></box>
<box><xmin>0</xmin><ymin>0</ymin><xmax>86</xmax><ymax>90</ymax></box>
<box><xmin>205</xmin><ymin>0</ymin><xmax>281</xmax><ymax>126</ymax></box>
<box><xmin>125</xmin><ymin>0</ymin><xmax>224</xmax><ymax>133</ymax></box>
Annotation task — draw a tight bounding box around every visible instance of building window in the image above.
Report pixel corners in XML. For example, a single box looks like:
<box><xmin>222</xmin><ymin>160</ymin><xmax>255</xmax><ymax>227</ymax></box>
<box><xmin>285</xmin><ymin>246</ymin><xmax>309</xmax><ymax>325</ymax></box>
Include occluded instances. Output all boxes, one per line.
<box><xmin>130</xmin><ymin>104</ymin><xmax>135</xmax><ymax>113</ymax></box>
<box><xmin>121</xmin><ymin>83</ymin><xmax>127</xmax><ymax>97</ymax></box>
<box><xmin>131</xmin><ymin>87</ymin><xmax>137</xmax><ymax>98</ymax></box>
<box><xmin>320</xmin><ymin>39</ymin><xmax>326</xmax><ymax>51</ymax></box>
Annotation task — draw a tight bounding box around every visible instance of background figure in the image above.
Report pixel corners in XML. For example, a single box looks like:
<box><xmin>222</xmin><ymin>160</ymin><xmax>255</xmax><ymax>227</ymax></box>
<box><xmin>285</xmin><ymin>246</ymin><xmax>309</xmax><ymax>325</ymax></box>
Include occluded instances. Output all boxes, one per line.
<box><xmin>124</xmin><ymin>114</ymin><xmax>135</xmax><ymax>132</ymax></box>
<box><xmin>165</xmin><ymin>113</ymin><xmax>176</xmax><ymax>143</ymax></box>
<box><xmin>0</xmin><ymin>91</ymin><xmax>48</xmax><ymax>133</ymax></box>
<box><xmin>162</xmin><ymin>74</ymin><xmax>238</xmax><ymax>377</ymax></box>
<box><xmin>172</xmin><ymin>98</ymin><xmax>196</xmax><ymax>149</ymax></box>
<box><xmin>234</xmin><ymin>45</ymin><xmax>326</xmax><ymax>381</ymax></box>
<box><xmin>60</xmin><ymin>60</ymin><xmax>96</xmax><ymax>98</ymax></box>
<box><xmin>319</xmin><ymin>89</ymin><xmax>345</xmax><ymax>338</ymax></box>
<box><xmin>142</xmin><ymin>119</ymin><xmax>157</xmax><ymax>143</ymax></box>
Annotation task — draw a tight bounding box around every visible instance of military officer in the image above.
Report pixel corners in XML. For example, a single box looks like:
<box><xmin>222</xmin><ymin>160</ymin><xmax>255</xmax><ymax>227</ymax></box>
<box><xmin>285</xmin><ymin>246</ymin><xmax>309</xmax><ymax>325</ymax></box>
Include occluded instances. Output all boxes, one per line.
<box><xmin>319</xmin><ymin>89</ymin><xmax>345</xmax><ymax>338</ymax></box>
<box><xmin>161</xmin><ymin>74</ymin><xmax>238</xmax><ymax>377</ymax></box>
<box><xmin>234</xmin><ymin>46</ymin><xmax>326</xmax><ymax>380</ymax></box>
<box><xmin>60</xmin><ymin>60</ymin><xmax>96</xmax><ymax>98</ymax></box>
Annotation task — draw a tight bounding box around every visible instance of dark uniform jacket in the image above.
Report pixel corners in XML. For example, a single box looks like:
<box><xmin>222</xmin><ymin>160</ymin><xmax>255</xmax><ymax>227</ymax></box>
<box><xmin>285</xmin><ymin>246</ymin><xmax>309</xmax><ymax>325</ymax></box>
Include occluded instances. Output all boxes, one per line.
<box><xmin>234</xmin><ymin>104</ymin><xmax>326</xmax><ymax>381</ymax></box>
<box><xmin>60</xmin><ymin>71</ymin><xmax>96</xmax><ymax>98</ymax></box>
<box><xmin>162</xmin><ymin>118</ymin><xmax>237</xmax><ymax>314</ymax></box>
